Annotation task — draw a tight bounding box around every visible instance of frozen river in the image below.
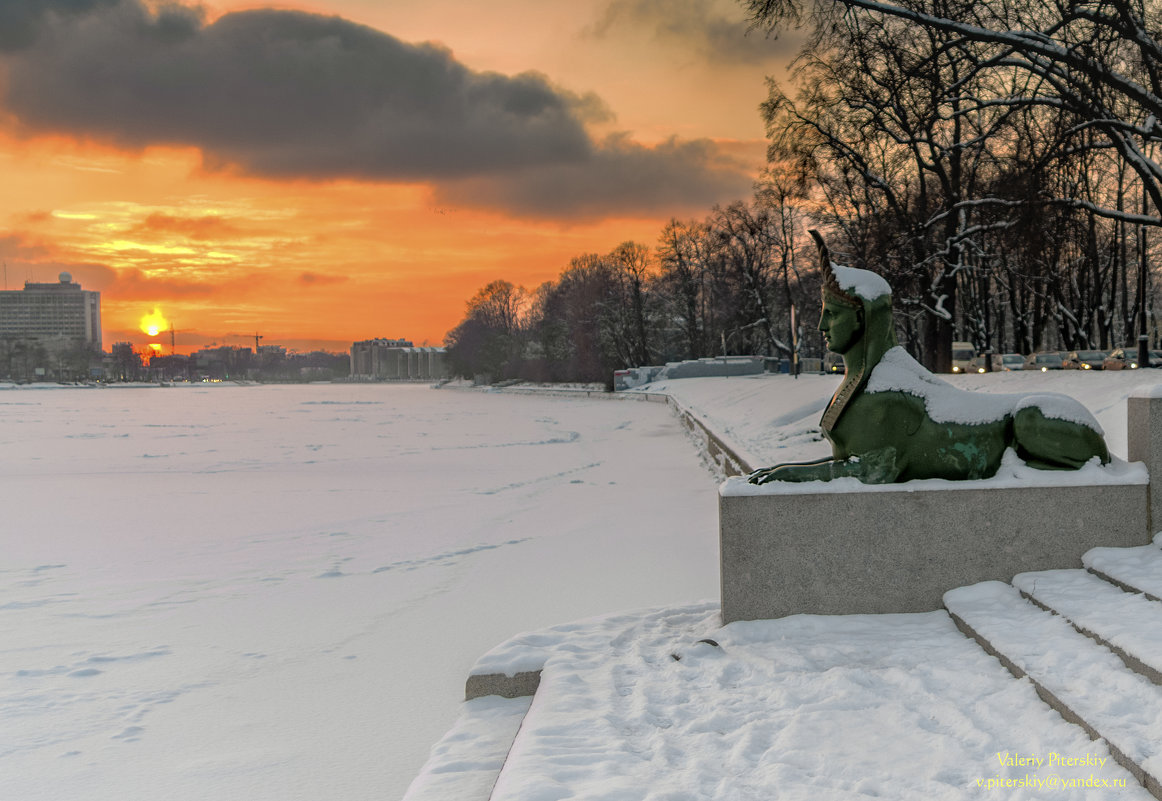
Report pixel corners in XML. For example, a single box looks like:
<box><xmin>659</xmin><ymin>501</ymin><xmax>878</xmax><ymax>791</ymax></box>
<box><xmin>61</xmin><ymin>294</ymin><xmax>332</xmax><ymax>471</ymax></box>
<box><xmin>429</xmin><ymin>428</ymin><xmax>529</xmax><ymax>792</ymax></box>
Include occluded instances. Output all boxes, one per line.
<box><xmin>0</xmin><ymin>384</ymin><xmax>720</xmax><ymax>801</ymax></box>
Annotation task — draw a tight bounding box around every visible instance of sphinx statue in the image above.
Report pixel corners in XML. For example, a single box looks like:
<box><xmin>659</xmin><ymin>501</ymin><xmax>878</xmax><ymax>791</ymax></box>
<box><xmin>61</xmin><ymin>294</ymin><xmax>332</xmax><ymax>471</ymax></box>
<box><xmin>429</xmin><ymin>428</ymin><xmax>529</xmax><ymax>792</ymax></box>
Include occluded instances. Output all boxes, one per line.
<box><xmin>748</xmin><ymin>231</ymin><xmax>1110</xmax><ymax>485</ymax></box>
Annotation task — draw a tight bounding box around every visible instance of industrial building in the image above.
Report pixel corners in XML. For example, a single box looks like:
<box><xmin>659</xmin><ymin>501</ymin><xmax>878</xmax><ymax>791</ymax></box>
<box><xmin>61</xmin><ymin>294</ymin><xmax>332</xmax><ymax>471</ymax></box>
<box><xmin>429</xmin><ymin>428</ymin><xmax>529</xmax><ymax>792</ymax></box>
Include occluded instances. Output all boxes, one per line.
<box><xmin>0</xmin><ymin>272</ymin><xmax>102</xmax><ymax>350</ymax></box>
<box><xmin>349</xmin><ymin>338</ymin><xmax>448</xmax><ymax>380</ymax></box>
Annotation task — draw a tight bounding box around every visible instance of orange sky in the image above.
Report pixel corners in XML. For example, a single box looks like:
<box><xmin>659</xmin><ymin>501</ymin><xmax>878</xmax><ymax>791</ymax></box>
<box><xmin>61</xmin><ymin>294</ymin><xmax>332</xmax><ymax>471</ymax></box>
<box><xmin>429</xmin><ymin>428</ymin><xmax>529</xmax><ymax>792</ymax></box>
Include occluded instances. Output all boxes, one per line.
<box><xmin>0</xmin><ymin>0</ymin><xmax>796</xmax><ymax>353</ymax></box>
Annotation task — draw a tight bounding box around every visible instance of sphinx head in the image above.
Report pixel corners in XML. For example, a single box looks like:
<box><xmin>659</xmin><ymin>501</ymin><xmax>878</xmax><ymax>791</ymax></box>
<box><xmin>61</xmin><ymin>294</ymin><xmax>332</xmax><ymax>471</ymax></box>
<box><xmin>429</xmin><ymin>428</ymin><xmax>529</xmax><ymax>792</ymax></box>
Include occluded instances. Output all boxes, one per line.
<box><xmin>819</xmin><ymin>290</ymin><xmax>863</xmax><ymax>354</ymax></box>
<box><xmin>809</xmin><ymin>230</ymin><xmax>898</xmax><ymax>431</ymax></box>
<box><xmin>809</xmin><ymin>230</ymin><xmax>895</xmax><ymax>359</ymax></box>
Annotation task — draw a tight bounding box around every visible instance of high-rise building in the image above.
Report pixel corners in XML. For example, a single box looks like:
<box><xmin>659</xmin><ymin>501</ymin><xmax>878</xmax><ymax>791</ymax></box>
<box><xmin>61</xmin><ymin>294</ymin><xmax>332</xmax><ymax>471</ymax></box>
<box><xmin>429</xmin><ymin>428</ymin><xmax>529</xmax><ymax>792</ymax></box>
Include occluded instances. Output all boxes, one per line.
<box><xmin>0</xmin><ymin>272</ymin><xmax>102</xmax><ymax>349</ymax></box>
<box><xmin>349</xmin><ymin>338</ymin><xmax>447</xmax><ymax>379</ymax></box>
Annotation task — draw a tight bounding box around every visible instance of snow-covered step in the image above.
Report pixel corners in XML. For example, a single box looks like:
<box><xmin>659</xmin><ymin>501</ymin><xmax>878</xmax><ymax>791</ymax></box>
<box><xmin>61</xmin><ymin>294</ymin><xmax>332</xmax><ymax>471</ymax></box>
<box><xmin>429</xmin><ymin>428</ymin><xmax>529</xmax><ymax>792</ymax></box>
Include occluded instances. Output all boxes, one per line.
<box><xmin>401</xmin><ymin>695</ymin><xmax>534</xmax><ymax>801</ymax></box>
<box><xmin>1085</xmin><ymin>540</ymin><xmax>1162</xmax><ymax>600</ymax></box>
<box><xmin>945</xmin><ymin>581</ymin><xmax>1162</xmax><ymax>797</ymax></box>
<box><xmin>1013</xmin><ymin>569</ymin><xmax>1162</xmax><ymax>685</ymax></box>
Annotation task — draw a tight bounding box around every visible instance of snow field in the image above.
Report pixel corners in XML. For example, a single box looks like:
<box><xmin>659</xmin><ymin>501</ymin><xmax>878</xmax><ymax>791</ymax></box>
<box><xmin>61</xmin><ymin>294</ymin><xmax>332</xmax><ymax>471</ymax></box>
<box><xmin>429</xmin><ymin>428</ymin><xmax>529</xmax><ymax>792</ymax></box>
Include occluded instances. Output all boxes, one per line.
<box><xmin>0</xmin><ymin>384</ymin><xmax>720</xmax><ymax>801</ymax></box>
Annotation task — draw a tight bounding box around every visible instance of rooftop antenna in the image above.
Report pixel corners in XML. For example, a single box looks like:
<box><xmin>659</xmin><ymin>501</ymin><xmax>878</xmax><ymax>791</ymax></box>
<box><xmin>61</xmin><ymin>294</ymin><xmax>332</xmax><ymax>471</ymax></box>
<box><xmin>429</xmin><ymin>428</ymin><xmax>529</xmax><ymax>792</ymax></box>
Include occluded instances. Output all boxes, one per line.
<box><xmin>170</xmin><ymin>322</ymin><xmax>176</xmax><ymax>356</ymax></box>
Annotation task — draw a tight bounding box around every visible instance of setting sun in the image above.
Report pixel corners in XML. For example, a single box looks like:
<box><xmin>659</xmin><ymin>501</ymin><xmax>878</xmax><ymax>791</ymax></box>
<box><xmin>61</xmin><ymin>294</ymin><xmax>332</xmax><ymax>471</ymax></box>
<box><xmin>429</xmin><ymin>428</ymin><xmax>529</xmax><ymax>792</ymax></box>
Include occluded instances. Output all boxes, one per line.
<box><xmin>139</xmin><ymin>308</ymin><xmax>169</xmax><ymax>338</ymax></box>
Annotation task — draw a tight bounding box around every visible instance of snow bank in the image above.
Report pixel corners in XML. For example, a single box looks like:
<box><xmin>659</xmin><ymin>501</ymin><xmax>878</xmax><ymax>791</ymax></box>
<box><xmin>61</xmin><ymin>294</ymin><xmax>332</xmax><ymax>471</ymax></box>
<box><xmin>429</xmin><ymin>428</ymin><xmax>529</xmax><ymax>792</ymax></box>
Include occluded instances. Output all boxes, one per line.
<box><xmin>469</xmin><ymin>603</ymin><xmax>719</xmax><ymax>678</ymax></box>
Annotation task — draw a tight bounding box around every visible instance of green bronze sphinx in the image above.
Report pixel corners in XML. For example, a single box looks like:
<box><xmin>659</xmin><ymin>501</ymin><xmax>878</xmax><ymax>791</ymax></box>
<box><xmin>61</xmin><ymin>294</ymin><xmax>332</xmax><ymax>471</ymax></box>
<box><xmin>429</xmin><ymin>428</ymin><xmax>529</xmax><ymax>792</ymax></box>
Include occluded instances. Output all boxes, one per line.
<box><xmin>748</xmin><ymin>232</ymin><xmax>1110</xmax><ymax>485</ymax></box>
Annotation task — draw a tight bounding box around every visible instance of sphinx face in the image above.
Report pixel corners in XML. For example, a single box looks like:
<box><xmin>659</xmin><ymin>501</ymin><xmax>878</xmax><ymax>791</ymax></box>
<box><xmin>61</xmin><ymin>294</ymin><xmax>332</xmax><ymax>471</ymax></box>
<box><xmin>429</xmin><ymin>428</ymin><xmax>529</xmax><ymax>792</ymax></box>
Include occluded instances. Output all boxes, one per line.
<box><xmin>819</xmin><ymin>298</ymin><xmax>863</xmax><ymax>354</ymax></box>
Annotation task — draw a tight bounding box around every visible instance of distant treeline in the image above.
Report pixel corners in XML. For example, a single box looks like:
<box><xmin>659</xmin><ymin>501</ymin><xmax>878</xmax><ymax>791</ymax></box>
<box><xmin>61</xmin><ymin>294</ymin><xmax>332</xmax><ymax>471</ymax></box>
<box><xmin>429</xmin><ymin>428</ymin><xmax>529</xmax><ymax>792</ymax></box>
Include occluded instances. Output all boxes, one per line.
<box><xmin>448</xmin><ymin>0</ymin><xmax>1162</xmax><ymax>382</ymax></box>
<box><xmin>444</xmin><ymin>196</ymin><xmax>820</xmax><ymax>387</ymax></box>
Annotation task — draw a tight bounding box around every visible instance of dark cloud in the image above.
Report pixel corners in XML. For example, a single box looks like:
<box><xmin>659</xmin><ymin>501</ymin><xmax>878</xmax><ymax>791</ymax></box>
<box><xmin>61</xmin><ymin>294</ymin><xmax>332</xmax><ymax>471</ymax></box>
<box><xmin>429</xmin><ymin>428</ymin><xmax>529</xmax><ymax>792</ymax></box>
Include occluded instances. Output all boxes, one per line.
<box><xmin>587</xmin><ymin>0</ymin><xmax>795</xmax><ymax>65</ymax></box>
<box><xmin>298</xmin><ymin>272</ymin><xmax>347</xmax><ymax>286</ymax></box>
<box><xmin>126</xmin><ymin>213</ymin><xmax>248</xmax><ymax>241</ymax></box>
<box><xmin>0</xmin><ymin>232</ymin><xmax>50</xmax><ymax>261</ymax></box>
<box><xmin>43</xmin><ymin>261</ymin><xmax>118</xmax><ymax>289</ymax></box>
<box><xmin>0</xmin><ymin>0</ymin><xmax>755</xmax><ymax>217</ymax></box>
<box><xmin>104</xmin><ymin>267</ymin><xmax>271</xmax><ymax>300</ymax></box>
<box><xmin>0</xmin><ymin>0</ymin><xmax>120</xmax><ymax>51</ymax></box>
<box><xmin>2</xmin><ymin>1</ymin><xmax>594</xmax><ymax>179</ymax></box>
<box><xmin>438</xmin><ymin>134</ymin><xmax>754</xmax><ymax>219</ymax></box>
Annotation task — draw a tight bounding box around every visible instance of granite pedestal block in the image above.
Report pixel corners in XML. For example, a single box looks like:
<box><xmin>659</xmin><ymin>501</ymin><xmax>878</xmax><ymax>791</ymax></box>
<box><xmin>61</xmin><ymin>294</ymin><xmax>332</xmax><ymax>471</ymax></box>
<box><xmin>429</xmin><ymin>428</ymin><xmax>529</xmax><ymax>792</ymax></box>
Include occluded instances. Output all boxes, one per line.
<box><xmin>719</xmin><ymin>471</ymin><xmax>1149</xmax><ymax>623</ymax></box>
<box><xmin>1128</xmin><ymin>388</ymin><xmax>1162</xmax><ymax>533</ymax></box>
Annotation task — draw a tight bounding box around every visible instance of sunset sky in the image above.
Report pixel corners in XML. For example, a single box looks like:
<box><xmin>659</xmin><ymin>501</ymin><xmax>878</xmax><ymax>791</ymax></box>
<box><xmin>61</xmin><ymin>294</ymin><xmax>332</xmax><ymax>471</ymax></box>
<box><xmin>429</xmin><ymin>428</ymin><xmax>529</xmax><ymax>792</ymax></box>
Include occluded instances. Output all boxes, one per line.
<box><xmin>0</xmin><ymin>0</ymin><xmax>797</xmax><ymax>353</ymax></box>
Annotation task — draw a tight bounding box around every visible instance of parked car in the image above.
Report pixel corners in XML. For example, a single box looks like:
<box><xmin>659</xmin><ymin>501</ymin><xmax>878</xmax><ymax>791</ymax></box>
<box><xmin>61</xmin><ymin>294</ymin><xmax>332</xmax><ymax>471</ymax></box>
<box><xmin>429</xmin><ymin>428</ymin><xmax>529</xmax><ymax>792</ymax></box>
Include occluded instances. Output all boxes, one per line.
<box><xmin>1063</xmin><ymin>350</ymin><xmax>1107</xmax><ymax>370</ymax></box>
<box><xmin>1023</xmin><ymin>352</ymin><xmax>1065</xmax><ymax>371</ymax></box>
<box><xmin>968</xmin><ymin>353</ymin><xmax>1025</xmax><ymax>373</ymax></box>
<box><xmin>997</xmin><ymin>353</ymin><xmax>1026</xmax><ymax>371</ymax></box>
<box><xmin>950</xmin><ymin>341</ymin><xmax>975</xmax><ymax>374</ymax></box>
<box><xmin>1103</xmin><ymin>348</ymin><xmax>1141</xmax><ymax>370</ymax></box>
<box><xmin>1117</xmin><ymin>348</ymin><xmax>1162</xmax><ymax>368</ymax></box>
<box><xmin>824</xmin><ymin>352</ymin><xmax>845</xmax><ymax>374</ymax></box>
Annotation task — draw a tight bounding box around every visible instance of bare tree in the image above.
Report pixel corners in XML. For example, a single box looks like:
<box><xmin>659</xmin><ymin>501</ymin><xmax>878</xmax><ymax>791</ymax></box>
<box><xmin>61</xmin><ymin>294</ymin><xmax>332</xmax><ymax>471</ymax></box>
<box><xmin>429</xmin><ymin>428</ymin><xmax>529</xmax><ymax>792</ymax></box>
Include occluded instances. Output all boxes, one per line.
<box><xmin>656</xmin><ymin>219</ymin><xmax>710</xmax><ymax>360</ymax></box>
<box><xmin>444</xmin><ymin>280</ymin><xmax>528</xmax><ymax>379</ymax></box>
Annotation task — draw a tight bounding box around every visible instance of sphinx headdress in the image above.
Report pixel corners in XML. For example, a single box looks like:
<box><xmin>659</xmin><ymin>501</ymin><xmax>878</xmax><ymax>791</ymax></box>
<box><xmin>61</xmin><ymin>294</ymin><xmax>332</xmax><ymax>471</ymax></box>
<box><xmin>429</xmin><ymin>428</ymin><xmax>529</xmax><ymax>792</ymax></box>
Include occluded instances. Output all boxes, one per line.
<box><xmin>810</xmin><ymin>230</ymin><xmax>897</xmax><ymax>432</ymax></box>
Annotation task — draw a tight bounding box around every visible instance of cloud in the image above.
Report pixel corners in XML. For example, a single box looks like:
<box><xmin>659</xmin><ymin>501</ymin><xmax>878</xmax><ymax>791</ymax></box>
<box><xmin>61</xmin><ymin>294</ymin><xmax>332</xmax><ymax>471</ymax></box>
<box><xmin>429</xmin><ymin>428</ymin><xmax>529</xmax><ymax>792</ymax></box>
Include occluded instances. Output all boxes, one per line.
<box><xmin>104</xmin><ymin>267</ymin><xmax>272</xmax><ymax>300</ymax></box>
<box><xmin>439</xmin><ymin>133</ymin><xmax>754</xmax><ymax>219</ymax></box>
<box><xmin>0</xmin><ymin>230</ymin><xmax>120</xmax><ymax>288</ymax></box>
<box><xmin>126</xmin><ymin>213</ymin><xmax>248</xmax><ymax>241</ymax></box>
<box><xmin>0</xmin><ymin>230</ymin><xmax>263</xmax><ymax>298</ymax></box>
<box><xmin>0</xmin><ymin>0</ymin><xmax>119</xmax><ymax>51</ymax></box>
<box><xmin>0</xmin><ymin>256</ymin><xmax>118</xmax><ymax>291</ymax></box>
<box><xmin>0</xmin><ymin>232</ymin><xmax>50</xmax><ymax>261</ymax></box>
<box><xmin>587</xmin><ymin>0</ymin><xmax>795</xmax><ymax>65</ymax></box>
<box><xmin>2</xmin><ymin>2</ymin><xmax>593</xmax><ymax>179</ymax></box>
<box><xmin>0</xmin><ymin>0</ymin><xmax>755</xmax><ymax>218</ymax></box>
<box><xmin>298</xmin><ymin>272</ymin><xmax>347</xmax><ymax>286</ymax></box>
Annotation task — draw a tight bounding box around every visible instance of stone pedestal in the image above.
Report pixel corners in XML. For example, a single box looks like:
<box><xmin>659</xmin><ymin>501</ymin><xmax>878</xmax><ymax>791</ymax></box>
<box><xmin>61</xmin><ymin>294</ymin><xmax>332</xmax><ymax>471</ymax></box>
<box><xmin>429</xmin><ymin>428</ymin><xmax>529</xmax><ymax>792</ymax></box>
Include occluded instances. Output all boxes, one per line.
<box><xmin>1127</xmin><ymin>387</ymin><xmax>1162</xmax><ymax>534</ymax></box>
<box><xmin>719</xmin><ymin>467</ymin><xmax>1149</xmax><ymax>624</ymax></box>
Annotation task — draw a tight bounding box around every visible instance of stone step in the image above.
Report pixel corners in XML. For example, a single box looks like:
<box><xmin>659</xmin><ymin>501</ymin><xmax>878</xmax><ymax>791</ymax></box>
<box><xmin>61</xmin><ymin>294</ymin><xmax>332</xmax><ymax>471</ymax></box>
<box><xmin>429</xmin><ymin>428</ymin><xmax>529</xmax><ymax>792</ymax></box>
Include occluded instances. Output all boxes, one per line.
<box><xmin>1084</xmin><ymin>539</ymin><xmax>1162</xmax><ymax>600</ymax></box>
<box><xmin>1012</xmin><ymin>568</ymin><xmax>1162</xmax><ymax>685</ymax></box>
<box><xmin>400</xmin><ymin>696</ymin><xmax>534</xmax><ymax>801</ymax></box>
<box><xmin>944</xmin><ymin>581</ymin><xmax>1162</xmax><ymax>798</ymax></box>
